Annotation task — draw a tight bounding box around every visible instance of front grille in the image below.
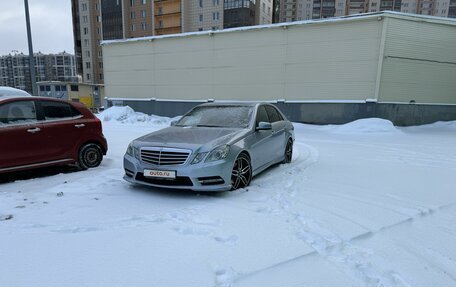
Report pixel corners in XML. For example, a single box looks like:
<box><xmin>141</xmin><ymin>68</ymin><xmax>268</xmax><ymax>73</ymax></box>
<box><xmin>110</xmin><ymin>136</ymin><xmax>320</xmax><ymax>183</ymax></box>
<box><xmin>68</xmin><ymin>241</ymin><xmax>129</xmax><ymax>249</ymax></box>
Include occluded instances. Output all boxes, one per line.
<box><xmin>141</xmin><ymin>147</ymin><xmax>191</xmax><ymax>166</ymax></box>
<box><xmin>135</xmin><ymin>173</ymin><xmax>193</xmax><ymax>187</ymax></box>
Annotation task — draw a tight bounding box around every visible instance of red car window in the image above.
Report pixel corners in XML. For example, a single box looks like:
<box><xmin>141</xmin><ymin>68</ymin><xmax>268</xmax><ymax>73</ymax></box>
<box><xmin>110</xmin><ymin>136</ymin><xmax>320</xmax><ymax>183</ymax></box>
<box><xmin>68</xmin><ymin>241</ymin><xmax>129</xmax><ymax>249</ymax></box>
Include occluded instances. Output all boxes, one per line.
<box><xmin>0</xmin><ymin>101</ymin><xmax>37</xmax><ymax>125</ymax></box>
<box><xmin>40</xmin><ymin>101</ymin><xmax>81</xmax><ymax>120</ymax></box>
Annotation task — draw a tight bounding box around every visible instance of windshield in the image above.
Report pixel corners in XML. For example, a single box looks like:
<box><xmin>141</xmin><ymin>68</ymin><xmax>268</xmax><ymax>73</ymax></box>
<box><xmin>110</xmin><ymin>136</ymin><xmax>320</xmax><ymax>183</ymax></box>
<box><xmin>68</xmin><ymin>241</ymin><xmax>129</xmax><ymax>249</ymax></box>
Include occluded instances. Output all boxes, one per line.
<box><xmin>176</xmin><ymin>106</ymin><xmax>253</xmax><ymax>128</ymax></box>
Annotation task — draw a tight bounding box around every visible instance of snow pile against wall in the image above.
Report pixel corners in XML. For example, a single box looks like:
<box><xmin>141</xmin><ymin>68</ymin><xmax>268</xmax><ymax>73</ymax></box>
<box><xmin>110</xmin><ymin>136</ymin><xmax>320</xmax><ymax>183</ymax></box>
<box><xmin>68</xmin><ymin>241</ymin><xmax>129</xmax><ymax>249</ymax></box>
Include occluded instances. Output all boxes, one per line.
<box><xmin>97</xmin><ymin>106</ymin><xmax>179</xmax><ymax>125</ymax></box>
<box><xmin>328</xmin><ymin>118</ymin><xmax>400</xmax><ymax>134</ymax></box>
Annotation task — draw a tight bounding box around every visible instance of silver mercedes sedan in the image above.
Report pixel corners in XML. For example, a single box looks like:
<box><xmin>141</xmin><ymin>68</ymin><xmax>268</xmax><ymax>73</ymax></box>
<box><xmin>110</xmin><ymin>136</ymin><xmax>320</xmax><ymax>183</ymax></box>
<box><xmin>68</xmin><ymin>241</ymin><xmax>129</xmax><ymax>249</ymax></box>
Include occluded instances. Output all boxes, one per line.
<box><xmin>123</xmin><ymin>102</ymin><xmax>294</xmax><ymax>191</ymax></box>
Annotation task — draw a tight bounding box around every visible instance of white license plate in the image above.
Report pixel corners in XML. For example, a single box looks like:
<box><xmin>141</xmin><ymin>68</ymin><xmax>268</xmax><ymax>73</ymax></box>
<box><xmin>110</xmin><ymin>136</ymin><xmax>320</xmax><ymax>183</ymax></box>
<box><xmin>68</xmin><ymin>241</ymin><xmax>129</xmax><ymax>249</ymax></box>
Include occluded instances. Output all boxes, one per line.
<box><xmin>144</xmin><ymin>169</ymin><xmax>176</xmax><ymax>179</ymax></box>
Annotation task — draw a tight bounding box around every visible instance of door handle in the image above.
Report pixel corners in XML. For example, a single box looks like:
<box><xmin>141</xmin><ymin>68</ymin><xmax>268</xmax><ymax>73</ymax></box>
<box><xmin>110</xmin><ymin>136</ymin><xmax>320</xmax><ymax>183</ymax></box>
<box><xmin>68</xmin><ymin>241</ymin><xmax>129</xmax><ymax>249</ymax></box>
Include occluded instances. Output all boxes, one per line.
<box><xmin>75</xmin><ymin>124</ymin><xmax>85</xmax><ymax>128</ymax></box>
<box><xmin>27</xmin><ymin>127</ymin><xmax>41</xmax><ymax>133</ymax></box>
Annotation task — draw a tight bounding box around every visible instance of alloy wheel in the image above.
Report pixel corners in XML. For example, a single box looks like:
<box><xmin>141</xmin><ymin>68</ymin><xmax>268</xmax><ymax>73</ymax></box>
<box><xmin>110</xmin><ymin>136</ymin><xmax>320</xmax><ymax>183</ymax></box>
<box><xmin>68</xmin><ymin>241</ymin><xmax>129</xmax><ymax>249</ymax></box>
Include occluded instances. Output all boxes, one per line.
<box><xmin>231</xmin><ymin>154</ymin><xmax>252</xmax><ymax>190</ymax></box>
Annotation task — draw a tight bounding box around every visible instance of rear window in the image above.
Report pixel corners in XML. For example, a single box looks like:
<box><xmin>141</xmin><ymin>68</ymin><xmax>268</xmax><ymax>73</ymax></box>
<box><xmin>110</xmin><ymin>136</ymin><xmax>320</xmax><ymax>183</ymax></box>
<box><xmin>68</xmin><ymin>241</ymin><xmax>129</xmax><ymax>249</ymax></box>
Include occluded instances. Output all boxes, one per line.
<box><xmin>41</xmin><ymin>101</ymin><xmax>81</xmax><ymax>120</ymax></box>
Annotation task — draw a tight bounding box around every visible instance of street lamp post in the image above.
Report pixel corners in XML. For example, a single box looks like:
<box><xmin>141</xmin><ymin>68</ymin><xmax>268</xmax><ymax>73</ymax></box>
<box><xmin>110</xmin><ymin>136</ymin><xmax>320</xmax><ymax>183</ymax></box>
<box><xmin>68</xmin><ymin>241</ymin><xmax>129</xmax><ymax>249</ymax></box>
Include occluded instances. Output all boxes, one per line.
<box><xmin>24</xmin><ymin>0</ymin><xmax>37</xmax><ymax>96</ymax></box>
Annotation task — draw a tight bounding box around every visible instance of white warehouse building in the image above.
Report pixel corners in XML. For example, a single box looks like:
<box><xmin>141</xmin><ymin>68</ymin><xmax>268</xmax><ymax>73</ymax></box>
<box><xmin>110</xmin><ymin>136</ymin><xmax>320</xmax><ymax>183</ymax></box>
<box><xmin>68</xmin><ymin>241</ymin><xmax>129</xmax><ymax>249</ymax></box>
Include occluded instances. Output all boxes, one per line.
<box><xmin>102</xmin><ymin>12</ymin><xmax>456</xmax><ymax>125</ymax></box>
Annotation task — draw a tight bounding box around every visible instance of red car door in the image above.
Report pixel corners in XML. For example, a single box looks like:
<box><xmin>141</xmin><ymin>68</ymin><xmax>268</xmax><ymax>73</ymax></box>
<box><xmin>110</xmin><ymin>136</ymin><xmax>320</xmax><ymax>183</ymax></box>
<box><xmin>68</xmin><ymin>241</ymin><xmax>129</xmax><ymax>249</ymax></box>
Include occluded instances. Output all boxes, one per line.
<box><xmin>0</xmin><ymin>100</ymin><xmax>48</xmax><ymax>170</ymax></box>
<box><xmin>36</xmin><ymin>100</ymin><xmax>86</xmax><ymax>161</ymax></box>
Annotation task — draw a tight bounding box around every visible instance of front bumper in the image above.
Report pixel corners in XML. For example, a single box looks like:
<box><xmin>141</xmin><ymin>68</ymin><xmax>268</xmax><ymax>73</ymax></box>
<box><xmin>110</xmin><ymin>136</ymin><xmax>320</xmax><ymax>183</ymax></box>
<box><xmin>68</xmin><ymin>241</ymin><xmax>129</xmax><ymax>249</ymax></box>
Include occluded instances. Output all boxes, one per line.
<box><xmin>123</xmin><ymin>154</ymin><xmax>233</xmax><ymax>191</ymax></box>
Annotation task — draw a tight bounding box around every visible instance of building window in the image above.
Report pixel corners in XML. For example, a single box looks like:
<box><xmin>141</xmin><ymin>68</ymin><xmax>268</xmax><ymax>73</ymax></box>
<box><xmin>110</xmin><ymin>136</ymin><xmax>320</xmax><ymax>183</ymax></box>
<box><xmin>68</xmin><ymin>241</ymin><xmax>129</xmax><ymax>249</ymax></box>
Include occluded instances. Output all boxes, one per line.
<box><xmin>86</xmin><ymin>62</ymin><xmax>91</xmax><ymax>69</ymax></box>
<box><xmin>99</xmin><ymin>62</ymin><xmax>103</xmax><ymax>68</ymax></box>
<box><xmin>84</xmin><ymin>39</ymin><xmax>89</xmax><ymax>46</ymax></box>
<box><xmin>82</xmin><ymin>3</ymin><xmax>87</xmax><ymax>11</ymax></box>
<box><xmin>199</xmin><ymin>14</ymin><xmax>203</xmax><ymax>21</ymax></box>
<box><xmin>86</xmin><ymin>73</ymin><xmax>91</xmax><ymax>80</ymax></box>
<box><xmin>70</xmin><ymin>85</ymin><xmax>79</xmax><ymax>92</ymax></box>
<box><xmin>95</xmin><ymin>3</ymin><xmax>99</xmax><ymax>10</ymax></box>
<box><xmin>142</xmin><ymin>0</ymin><xmax>147</xmax><ymax>4</ymax></box>
<box><xmin>85</xmin><ymin>51</ymin><xmax>90</xmax><ymax>57</ymax></box>
<box><xmin>131</xmin><ymin>0</ymin><xmax>136</xmax><ymax>6</ymax></box>
<box><xmin>199</xmin><ymin>0</ymin><xmax>203</xmax><ymax>8</ymax></box>
<box><xmin>141</xmin><ymin>10</ymin><xmax>147</xmax><ymax>17</ymax></box>
<box><xmin>198</xmin><ymin>28</ymin><xmax>203</xmax><ymax>31</ymax></box>
<box><xmin>83</xmin><ymin>15</ymin><xmax>88</xmax><ymax>23</ymax></box>
<box><xmin>158</xmin><ymin>20</ymin><xmax>163</xmax><ymax>28</ymax></box>
<box><xmin>131</xmin><ymin>11</ymin><xmax>136</xmax><ymax>19</ymax></box>
<box><xmin>84</xmin><ymin>27</ymin><xmax>88</xmax><ymax>35</ymax></box>
<box><xmin>131</xmin><ymin>24</ymin><xmax>136</xmax><ymax>31</ymax></box>
<box><xmin>100</xmin><ymin>74</ymin><xmax>104</xmax><ymax>80</ymax></box>
<box><xmin>141</xmin><ymin>22</ymin><xmax>147</xmax><ymax>31</ymax></box>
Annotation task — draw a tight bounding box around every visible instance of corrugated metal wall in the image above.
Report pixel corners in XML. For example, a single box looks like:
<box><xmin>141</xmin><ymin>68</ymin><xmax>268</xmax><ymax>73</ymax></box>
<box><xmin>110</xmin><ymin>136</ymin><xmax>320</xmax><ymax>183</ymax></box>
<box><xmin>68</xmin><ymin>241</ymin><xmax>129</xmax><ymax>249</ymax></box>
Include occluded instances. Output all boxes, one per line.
<box><xmin>103</xmin><ymin>14</ymin><xmax>456</xmax><ymax>105</ymax></box>
<box><xmin>103</xmin><ymin>18</ymin><xmax>383</xmax><ymax>101</ymax></box>
<box><xmin>379</xmin><ymin>17</ymin><xmax>456</xmax><ymax>104</ymax></box>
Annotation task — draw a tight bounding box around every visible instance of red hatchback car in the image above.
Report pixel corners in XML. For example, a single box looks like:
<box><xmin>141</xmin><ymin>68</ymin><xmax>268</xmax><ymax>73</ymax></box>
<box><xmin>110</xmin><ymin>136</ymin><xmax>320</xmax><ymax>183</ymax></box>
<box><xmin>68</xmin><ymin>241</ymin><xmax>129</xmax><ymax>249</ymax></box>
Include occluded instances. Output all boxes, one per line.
<box><xmin>0</xmin><ymin>95</ymin><xmax>107</xmax><ymax>174</ymax></box>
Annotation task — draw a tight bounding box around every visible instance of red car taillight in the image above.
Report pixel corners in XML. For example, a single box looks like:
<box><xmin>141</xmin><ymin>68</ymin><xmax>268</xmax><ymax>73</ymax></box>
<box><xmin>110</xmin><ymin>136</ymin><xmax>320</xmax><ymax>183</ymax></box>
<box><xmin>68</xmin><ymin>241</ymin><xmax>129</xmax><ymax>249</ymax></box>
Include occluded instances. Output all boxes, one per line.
<box><xmin>95</xmin><ymin>117</ymin><xmax>103</xmax><ymax>133</ymax></box>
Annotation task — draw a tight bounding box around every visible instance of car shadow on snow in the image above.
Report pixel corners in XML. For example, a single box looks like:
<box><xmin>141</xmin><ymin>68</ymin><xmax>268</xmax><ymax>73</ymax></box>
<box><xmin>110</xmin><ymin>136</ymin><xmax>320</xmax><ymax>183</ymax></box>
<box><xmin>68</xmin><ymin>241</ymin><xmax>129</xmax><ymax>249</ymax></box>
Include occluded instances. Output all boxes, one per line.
<box><xmin>0</xmin><ymin>166</ymin><xmax>81</xmax><ymax>184</ymax></box>
<box><xmin>125</xmin><ymin>163</ymin><xmax>286</xmax><ymax>199</ymax></box>
<box><xmin>123</xmin><ymin>161</ymin><xmax>288</xmax><ymax>199</ymax></box>
<box><xmin>127</xmin><ymin>183</ymin><xmax>229</xmax><ymax>198</ymax></box>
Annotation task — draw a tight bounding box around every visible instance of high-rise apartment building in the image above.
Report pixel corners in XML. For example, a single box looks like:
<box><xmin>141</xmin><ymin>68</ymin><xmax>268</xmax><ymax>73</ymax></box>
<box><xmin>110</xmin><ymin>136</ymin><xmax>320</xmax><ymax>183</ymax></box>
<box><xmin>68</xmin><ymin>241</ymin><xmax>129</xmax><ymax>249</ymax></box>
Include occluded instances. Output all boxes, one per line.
<box><xmin>183</xmin><ymin>0</ymin><xmax>223</xmax><ymax>31</ymax></box>
<box><xmin>0</xmin><ymin>52</ymin><xmax>77</xmax><ymax>94</ymax></box>
<box><xmin>279</xmin><ymin>0</ymin><xmax>456</xmax><ymax>21</ymax></box>
<box><xmin>72</xmin><ymin>0</ymin><xmax>274</xmax><ymax>85</ymax></box>
<box><xmin>72</xmin><ymin>0</ymin><xmax>104</xmax><ymax>84</ymax></box>
<box><xmin>256</xmin><ymin>0</ymin><xmax>275</xmax><ymax>24</ymax></box>
<box><xmin>223</xmin><ymin>0</ymin><xmax>256</xmax><ymax>28</ymax></box>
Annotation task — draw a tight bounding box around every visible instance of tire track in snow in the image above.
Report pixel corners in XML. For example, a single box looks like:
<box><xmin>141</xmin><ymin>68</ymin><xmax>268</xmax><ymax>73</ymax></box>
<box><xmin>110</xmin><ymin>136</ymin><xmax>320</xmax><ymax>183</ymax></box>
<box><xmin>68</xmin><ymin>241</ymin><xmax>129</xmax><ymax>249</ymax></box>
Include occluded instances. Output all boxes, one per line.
<box><xmin>230</xmin><ymin>143</ymin><xmax>412</xmax><ymax>287</ymax></box>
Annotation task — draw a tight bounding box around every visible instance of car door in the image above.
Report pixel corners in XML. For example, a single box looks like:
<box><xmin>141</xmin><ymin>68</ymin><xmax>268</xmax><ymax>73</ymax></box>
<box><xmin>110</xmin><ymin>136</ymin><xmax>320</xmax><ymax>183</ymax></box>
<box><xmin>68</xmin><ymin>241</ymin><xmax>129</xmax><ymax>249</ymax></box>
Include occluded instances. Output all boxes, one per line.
<box><xmin>0</xmin><ymin>100</ymin><xmax>47</xmax><ymax>170</ymax></box>
<box><xmin>36</xmin><ymin>100</ymin><xmax>86</xmax><ymax>161</ymax></box>
<box><xmin>265</xmin><ymin>105</ymin><xmax>287</xmax><ymax>162</ymax></box>
<box><xmin>248</xmin><ymin>105</ymin><xmax>274</xmax><ymax>171</ymax></box>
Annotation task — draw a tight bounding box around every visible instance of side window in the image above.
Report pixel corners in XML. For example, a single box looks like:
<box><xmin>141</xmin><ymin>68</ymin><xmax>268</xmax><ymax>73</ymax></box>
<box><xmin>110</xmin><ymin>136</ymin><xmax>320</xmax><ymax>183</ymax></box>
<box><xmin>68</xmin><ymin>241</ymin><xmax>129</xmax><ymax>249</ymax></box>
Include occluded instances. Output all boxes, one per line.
<box><xmin>265</xmin><ymin>106</ymin><xmax>283</xmax><ymax>123</ymax></box>
<box><xmin>256</xmin><ymin>106</ymin><xmax>270</xmax><ymax>125</ymax></box>
<box><xmin>0</xmin><ymin>101</ymin><xmax>37</xmax><ymax>126</ymax></box>
<box><xmin>41</xmin><ymin>101</ymin><xmax>81</xmax><ymax>120</ymax></box>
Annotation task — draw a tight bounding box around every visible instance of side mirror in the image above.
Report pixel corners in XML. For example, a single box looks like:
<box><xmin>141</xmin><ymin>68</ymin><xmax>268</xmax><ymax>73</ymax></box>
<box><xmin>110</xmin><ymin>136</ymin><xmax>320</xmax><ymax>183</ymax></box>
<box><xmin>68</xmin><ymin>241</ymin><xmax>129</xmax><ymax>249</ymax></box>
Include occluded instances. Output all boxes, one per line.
<box><xmin>256</xmin><ymin>121</ymin><xmax>272</xmax><ymax>131</ymax></box>
<box><xmin>170</xmin><ymin>120</ymin><xmax>178</xmax><ymax>126</ymax></box>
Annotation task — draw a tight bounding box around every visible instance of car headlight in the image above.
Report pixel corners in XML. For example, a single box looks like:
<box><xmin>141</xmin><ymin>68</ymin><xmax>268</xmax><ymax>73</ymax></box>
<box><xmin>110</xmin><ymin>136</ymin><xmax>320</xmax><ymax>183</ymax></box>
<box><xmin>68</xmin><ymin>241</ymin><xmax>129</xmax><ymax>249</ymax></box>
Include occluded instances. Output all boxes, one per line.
<box><xmin>191</xmin><ymin>152</ymin><xmax>208</xmax><ymax>164</ymax></box>
<box><xmin>206</xmin><ymin>145</ymin><xmax>230</xmax><ymax>162</ymax></box>
<box><xmin>126</xmin><ymin>143</ymin><xmax>140</xmax><ymax>159</ymax></box>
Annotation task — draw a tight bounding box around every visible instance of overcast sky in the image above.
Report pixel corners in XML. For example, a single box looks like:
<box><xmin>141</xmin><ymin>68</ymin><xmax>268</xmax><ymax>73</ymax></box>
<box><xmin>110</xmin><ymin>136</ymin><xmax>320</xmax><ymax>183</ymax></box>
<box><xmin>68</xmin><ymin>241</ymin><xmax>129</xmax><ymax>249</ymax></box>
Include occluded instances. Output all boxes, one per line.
<box><xmin>0</xmin><ymin>1</ymin><xmax>74</xmax><ymax>55</ymax></box>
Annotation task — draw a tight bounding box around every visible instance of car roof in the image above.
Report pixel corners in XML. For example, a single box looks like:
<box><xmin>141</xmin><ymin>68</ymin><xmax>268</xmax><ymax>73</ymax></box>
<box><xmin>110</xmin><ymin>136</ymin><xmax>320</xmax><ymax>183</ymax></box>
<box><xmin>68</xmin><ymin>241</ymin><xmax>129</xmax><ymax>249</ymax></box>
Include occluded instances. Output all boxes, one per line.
<box><xmin>0</xmin><ymin>87</ymin><xmax>32</xmax><ymax>100</ymax></box>
<box><xmin>0</xmin><ymin>95</ymin><xmax>72</xmax><ymax>104</ymax></box>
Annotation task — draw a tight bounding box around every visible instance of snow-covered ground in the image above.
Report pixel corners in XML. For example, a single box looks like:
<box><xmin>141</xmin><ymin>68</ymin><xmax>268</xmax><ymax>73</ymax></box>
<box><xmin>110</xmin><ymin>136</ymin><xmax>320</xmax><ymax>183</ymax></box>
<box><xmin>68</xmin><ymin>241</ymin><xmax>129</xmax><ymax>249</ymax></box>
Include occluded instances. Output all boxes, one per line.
<box><xmin>1</xmin><ymin>107</ymin><xmax>456</xmax><ymax>287</ymax></box>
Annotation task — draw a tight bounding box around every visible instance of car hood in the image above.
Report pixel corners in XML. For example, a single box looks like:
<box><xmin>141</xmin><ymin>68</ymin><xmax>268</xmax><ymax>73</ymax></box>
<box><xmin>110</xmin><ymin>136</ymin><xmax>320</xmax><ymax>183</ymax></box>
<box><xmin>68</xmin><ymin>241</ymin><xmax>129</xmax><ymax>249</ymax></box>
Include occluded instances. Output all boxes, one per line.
<box><xmin>134</xmin><ymin>126</ymin><xmax>248</xmax><ymax>151</ymax></box>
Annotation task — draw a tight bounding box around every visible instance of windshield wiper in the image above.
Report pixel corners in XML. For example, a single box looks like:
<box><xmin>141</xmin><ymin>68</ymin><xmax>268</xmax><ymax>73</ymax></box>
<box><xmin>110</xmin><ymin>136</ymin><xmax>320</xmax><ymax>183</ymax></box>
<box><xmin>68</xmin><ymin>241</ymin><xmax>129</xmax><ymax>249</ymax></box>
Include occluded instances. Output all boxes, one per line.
<box><xmin>196</xmin><ymin>124</ymin><xmax>224</xmax><ymax>128</ymax></box>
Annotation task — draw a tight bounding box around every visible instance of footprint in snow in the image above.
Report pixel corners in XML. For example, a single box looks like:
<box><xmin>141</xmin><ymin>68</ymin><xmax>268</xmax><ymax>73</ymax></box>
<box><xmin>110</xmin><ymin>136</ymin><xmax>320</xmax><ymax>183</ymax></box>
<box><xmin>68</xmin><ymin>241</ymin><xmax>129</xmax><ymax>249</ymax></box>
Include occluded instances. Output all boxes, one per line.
<box><xmin>0</xmin><ymin>214</ymin><xmax>13</xmax><ymax>221</ymax></box>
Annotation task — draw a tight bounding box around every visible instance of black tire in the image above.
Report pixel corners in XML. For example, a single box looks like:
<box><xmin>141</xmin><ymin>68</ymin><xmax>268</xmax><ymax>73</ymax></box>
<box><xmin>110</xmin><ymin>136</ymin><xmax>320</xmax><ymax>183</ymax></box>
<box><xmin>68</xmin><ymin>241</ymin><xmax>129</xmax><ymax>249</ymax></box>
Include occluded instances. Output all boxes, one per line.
<box><xmin>283</xmin><ymin>139</ymin><xmax>293</xmax><ymax>164</ymax></box>
<box><xmin>78</xmin><ymin>143</ymin><xmax>103</xmax><ymax>170</ymax></box>
<box><xmin>231</xmin><ymin>153</ymin><xmax>252</xmax><ymax>190</ymax></box>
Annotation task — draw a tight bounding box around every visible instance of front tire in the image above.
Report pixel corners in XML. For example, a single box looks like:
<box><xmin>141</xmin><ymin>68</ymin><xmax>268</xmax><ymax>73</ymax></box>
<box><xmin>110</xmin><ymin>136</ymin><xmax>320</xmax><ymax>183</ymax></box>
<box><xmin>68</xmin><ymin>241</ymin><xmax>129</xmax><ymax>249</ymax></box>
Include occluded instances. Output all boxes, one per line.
<box><xmin>283</xmin><ymin>139</ymin><xmax>293</xmax><ymax>164</ymax></box>
<box><xmin>231</xmin><ymin>154</ymin><xmax>252</xmax><ymax>190</ymax></box>
<box><xmin>78</xmin><ymin>143</ymin><xmax>103</xmax><ymax>170</ymax></box>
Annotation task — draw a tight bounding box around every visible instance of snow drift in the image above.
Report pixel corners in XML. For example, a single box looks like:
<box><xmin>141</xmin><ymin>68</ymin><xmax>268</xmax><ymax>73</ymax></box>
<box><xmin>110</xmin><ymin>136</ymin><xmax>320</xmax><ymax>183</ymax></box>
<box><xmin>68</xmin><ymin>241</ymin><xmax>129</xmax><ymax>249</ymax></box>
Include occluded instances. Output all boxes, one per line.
<box><xmin>328</xmin><ymin>118</ymin><xmax>400</xmax><ymax>134</ymax></box>
<box><xmin>97</xmin><ymin>106</ymin><xmax>179</xmax><ymax>125</ymax></box>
